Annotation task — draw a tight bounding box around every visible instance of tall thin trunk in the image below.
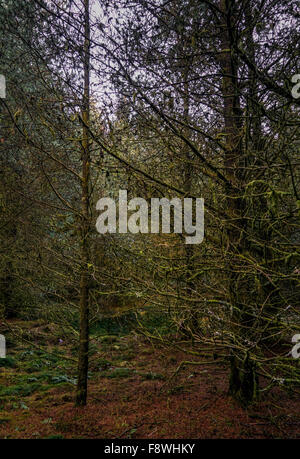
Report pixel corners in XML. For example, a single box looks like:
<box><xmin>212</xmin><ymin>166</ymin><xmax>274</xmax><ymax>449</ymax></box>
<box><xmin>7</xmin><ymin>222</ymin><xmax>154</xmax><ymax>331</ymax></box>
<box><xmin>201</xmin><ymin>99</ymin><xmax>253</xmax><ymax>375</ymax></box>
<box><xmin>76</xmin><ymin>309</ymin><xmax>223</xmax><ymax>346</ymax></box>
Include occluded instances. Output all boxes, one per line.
<box><xmin>219</xmin><ymin>0</ymin><xmax>258</xmax><ymax>406</ymax></box>
<box><xmin>76</xmin><ymin>0</ymin><xmax>90</xmax><ymax>407</ymax></box>
<box><xmin>183</xmin><ymin>78</ymin><xmax>196</xmax><ymax>330</ymax></box>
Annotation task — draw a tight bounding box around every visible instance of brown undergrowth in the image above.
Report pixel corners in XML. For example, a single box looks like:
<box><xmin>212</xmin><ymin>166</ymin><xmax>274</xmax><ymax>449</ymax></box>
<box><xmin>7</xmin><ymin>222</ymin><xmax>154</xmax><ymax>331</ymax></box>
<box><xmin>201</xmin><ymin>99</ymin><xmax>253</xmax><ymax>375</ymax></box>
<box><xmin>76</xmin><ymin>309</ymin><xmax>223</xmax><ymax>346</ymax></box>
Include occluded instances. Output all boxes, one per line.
<box><xmin>0</xmin><ymin>320</ymin><xmax>299</xmax><ymax>439</ymax></box>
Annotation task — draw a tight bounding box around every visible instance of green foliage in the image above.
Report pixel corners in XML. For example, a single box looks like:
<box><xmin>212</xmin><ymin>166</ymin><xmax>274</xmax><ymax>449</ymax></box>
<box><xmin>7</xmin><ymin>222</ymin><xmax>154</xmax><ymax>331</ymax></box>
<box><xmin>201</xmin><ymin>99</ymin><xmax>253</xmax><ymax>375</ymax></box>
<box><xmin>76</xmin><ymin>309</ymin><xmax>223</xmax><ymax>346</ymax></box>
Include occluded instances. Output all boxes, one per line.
<box><xmin>139</xmin><ymin>311</ymin><xmax>175</xmax><ymax>336</ymax></box>
<box><xmin>98</xmin><ymin>359</ymin><xmax>112</xmax><ymax>370</ymax></box>
<box><xmin>0</xmin><ymin>356</ymin><xmax>16</xmax><ymax>368</ymax></box>
<box><xmin>141</xmin><ymin>372</ymin><xmax>165</xmax><ymax>381</ymax></box>
<box><xmin>90</xmin><ymin>313</ymin><xmax>136</xmax><ymax>337</ymax></box>
<box><xmin>100</xmin><ymin>368</ymin><xmax>135</xmax><ymax>379</ymax></box>
<box><xmin>45</xmin><ymin>435</ymin><xmax>64</xmax><ymax>439</ymax></box>
<box><xmin>0</xmin><ymin>382</ymin><xmax>44</xmax><ymax>397</ymax></box>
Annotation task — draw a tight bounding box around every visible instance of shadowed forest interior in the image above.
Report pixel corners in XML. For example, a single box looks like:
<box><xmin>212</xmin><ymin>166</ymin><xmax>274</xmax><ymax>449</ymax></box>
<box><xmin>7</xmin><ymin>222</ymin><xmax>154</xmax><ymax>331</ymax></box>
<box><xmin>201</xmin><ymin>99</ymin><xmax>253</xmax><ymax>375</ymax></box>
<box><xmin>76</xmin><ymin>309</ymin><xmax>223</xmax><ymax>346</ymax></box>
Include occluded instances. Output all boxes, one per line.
<box><xmin>0</xmin><ymin>0</ymin><xmax>299</xmax><ymax>440</ymax></box>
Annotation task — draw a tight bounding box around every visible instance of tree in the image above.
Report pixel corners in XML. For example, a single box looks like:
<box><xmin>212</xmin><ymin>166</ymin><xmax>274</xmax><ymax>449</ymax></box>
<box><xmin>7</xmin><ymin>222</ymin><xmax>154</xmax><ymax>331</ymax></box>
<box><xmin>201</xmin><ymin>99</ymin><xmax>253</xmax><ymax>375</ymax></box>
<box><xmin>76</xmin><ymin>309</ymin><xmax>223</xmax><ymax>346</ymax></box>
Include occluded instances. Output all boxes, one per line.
<box><xmin>76</xmin><ymin>0</ymin><xmax>91</xmax><ymax>407</ymax></box>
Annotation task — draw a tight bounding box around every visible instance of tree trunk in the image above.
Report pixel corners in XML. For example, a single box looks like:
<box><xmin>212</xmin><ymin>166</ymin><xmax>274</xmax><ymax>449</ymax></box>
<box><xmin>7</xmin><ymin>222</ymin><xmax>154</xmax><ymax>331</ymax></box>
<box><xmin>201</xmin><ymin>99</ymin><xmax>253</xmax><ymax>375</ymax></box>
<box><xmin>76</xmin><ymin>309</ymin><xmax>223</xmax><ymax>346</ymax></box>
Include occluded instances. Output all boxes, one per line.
<box><xmin>76</xmin><ymin>0</ymin><xmax>90</xmax><ymax>407</ymax></box>
<box><xmin>219</xmin><ymin>0</ymin><xmax>258</xmax><ymax>406</ymax></box>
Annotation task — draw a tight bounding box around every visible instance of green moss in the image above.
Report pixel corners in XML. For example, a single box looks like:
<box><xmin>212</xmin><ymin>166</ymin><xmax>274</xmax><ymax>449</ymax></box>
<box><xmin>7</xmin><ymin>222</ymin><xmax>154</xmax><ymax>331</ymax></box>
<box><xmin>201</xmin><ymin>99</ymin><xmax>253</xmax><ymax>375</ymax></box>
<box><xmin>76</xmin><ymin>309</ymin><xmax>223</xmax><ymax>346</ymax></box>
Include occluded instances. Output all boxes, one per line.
<box><xmin>101</xmin><ymin>367</ymin><xmax>135</xmax><ymax>379</ymax></box>
<box><xmin>45</xmin><ymin>434</ymin><xmax>64</xmax><ymax>439</ymax></box>
<box><xmin>0</xmin><ymin>382</ymin><xmax>44</xmax><ymax>397</ymax></box>
<box><xmin>229</xmin><ymin>352</ymin><xmax>259</xmax><ymax>408</ymax></box>
<box><xmin>0</xmin><ymin>357</ymin><xmax>16</xmax><ymax>368</ymax></box>
<box><xmin>141</xmin><ymin>372</ymin><xmax>165</xmax><ymax>381</ymax></box>
<box><xmin>98</xmin><ymin>359</ymin><xmax>112</xmax><ymax>370</ymax></box>
<box><xmin>98</xmin><ymin>335</ymin><xmax>118</xmax><ymax>344</ymax></box>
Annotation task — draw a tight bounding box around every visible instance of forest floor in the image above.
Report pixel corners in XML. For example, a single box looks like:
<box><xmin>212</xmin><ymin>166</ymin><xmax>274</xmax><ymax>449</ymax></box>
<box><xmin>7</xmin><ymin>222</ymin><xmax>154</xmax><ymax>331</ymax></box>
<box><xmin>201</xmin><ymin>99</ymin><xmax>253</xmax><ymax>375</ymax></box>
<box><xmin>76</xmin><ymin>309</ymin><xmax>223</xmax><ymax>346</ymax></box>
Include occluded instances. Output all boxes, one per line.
<box><xmin>0</xmin><ymin>318</ymin><xmax>299</xmax><ymax>439</ymax></box>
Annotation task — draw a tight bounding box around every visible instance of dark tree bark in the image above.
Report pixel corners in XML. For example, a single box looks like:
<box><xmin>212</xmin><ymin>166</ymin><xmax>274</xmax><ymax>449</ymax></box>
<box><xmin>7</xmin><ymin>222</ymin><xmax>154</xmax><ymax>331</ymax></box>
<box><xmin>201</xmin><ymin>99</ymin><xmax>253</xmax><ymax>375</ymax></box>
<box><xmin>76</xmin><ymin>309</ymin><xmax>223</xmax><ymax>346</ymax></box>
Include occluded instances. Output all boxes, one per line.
<box><xmin>76</xmin><ymin>0</ymin><xmax>91</xmax><ymax>407</ymax></box>
<box><xmin>218</xmin><ymin>0</ymin><xmax>258</xmax><ymax>407</ymax></box>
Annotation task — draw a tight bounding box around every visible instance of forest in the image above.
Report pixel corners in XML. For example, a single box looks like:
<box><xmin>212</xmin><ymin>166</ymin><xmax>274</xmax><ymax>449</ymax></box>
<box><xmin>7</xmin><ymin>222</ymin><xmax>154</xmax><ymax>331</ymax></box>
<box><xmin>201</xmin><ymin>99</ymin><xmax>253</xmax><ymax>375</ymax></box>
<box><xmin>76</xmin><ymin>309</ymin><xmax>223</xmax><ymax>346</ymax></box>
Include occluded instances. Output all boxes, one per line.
<box><xmin>0</xmin><ymin>0</ymin><xmax>299</xmax><ymax>441</ymax></box>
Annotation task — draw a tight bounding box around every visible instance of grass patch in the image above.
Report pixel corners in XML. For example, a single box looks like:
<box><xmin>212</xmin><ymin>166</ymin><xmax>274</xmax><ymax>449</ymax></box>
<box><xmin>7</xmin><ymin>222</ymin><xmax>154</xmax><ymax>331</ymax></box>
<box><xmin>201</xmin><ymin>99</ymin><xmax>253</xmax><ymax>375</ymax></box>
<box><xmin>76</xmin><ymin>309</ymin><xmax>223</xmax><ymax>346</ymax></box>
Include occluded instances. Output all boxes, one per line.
<box><xmin>100</xmin><ymin>368</ymin><xmax>135</xmax><ymax>379</ymax></box>
<box><xmin>0</xmin><ymin>382</ymin><xmax>45</xmax><ymax>397</ymax></box>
